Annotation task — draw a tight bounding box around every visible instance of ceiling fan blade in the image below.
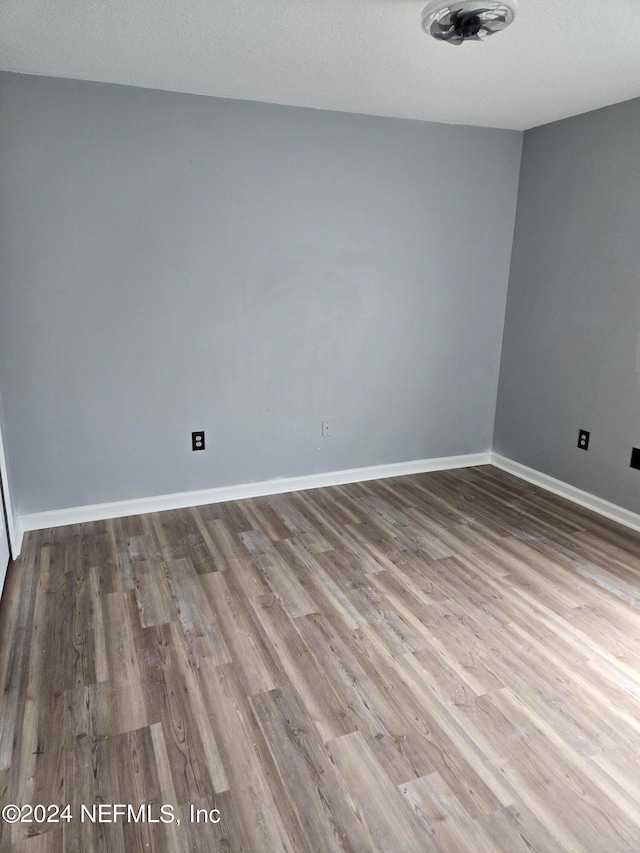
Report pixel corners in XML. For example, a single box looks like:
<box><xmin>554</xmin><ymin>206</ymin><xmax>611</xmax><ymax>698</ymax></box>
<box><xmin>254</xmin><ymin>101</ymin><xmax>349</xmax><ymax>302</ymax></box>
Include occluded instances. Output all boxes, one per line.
<box><xmin>457</xmin><ymin>11</ymin><xmax>482</xmax><ymax>24</ymax></box>
<box><xmin>482</xmin><ymin>12</ymin><xmax>507</xmax><ymax>24</ymax></box>
<box><xmin>432</xmin><ymin>30</ymin><xmax>463</xmax><ymax>43</ymax></box>
<box><xmin>482</xmin><ymin>20</ymin><xmax>506</xmax><ymax>33</ymax></box>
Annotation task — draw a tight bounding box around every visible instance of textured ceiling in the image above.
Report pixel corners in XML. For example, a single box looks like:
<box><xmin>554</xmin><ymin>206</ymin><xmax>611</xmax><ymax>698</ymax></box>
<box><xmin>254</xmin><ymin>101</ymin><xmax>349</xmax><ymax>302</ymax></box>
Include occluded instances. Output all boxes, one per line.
<box><xmin>1</xmin><ymin>0</ymin><xmax>639</xmax><ymax>130</ymax></box>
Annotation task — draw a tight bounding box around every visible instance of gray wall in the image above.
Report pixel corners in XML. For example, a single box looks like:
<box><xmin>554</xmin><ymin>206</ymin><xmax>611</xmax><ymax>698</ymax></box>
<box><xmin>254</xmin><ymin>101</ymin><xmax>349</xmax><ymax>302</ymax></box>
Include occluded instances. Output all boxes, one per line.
<box><xmin>495</xmin><ymin>98</ymin><xmax>640</xmax><ymax>512</ymax></box>
<box><xmin>0</xmin><ymin>72</ymin><xmax>521</xmax><ymax>515</ymax></box>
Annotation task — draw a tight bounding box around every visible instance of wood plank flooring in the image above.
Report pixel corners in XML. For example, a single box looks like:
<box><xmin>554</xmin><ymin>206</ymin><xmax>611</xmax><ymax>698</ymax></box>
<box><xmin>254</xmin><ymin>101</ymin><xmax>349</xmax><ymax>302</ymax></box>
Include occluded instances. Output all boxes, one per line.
<box><xmin>2</xmin><ymin>465</ymin><xmax>640</xmax><ymax>851</ymax></box>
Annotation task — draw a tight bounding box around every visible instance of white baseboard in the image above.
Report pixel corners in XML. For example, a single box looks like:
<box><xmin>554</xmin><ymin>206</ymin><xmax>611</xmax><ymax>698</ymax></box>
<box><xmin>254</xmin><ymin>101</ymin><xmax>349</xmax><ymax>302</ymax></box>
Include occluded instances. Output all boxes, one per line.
<box><xmin>14</xmin><ymin>451</ymin><xmax>640</xmax><ymax>558</ymax></box>
<box><xmin>14</xmin><ymin>450</ymin><xmax>640</xmax><ymax>557</ymax></box>
<box><xmin>9</xmin><ymin>518</ymin><xmax>22</xmax><ymax>563</ymax></box>
<box><xmin>491</xmin><ymin>453</ymin><xmax>640</xmax><ymax>535</ymax></box>
<box><xmin>14</xmin><ymin>452</ymin><xmax>491</xmax><ymax>555</ymax></box>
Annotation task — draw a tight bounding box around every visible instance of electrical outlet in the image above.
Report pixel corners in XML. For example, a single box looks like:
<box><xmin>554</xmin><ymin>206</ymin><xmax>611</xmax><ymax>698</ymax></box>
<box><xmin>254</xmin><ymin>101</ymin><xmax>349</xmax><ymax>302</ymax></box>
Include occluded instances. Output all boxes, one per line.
<box><xmin>192</xmin><ymin>431</ymin><xmax>205</xmax><ymax>451</ymax></box>
<box><xmin>322</xmin><ymin>420</ymin><xmax>331</xmax><ymax>437</ymax></box>
<box><xmin>631</xmin><ymin>448</ymin><xmax>640</xmax><ymax>470</ymax></box>
<box><xmin>577</xmin><ymin>429</ymin><xmax>590</xmax><ymax>451</ymax></box>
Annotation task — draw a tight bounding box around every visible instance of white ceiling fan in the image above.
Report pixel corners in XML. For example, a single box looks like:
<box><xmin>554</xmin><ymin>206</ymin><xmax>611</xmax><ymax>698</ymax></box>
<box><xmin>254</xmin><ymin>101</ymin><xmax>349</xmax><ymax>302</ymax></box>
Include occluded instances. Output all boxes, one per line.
<box><xmin>422</xmin><ymin>0</ymin><xmax>517</xmax><ymax>45</ymax></box>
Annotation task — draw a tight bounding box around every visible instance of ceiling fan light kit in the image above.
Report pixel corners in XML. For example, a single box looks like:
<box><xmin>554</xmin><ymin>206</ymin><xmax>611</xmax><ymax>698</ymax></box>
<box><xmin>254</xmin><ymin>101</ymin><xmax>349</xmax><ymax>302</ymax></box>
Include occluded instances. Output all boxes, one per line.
<box><xmin>422</xmin><ymin>0</ymin><xmax>517</xmax><ymax>45</ymax></box>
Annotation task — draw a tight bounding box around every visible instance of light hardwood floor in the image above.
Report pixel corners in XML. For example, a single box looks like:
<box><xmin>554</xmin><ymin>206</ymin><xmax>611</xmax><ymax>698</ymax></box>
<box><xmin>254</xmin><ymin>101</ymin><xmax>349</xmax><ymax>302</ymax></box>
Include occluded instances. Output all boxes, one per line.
<box><xmin>2</xmin><ymin>465</ymin><xmax>640</xmax><ymax>851</ymax></box>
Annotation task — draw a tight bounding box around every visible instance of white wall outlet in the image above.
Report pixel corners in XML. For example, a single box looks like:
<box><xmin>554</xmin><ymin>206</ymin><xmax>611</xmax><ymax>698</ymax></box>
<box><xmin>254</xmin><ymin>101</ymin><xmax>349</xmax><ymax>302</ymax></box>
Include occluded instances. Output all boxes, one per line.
<box><xmin>322</xmin><ymin>419</ymin><xmax>331</xmax><ymax>437</ymax></box>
